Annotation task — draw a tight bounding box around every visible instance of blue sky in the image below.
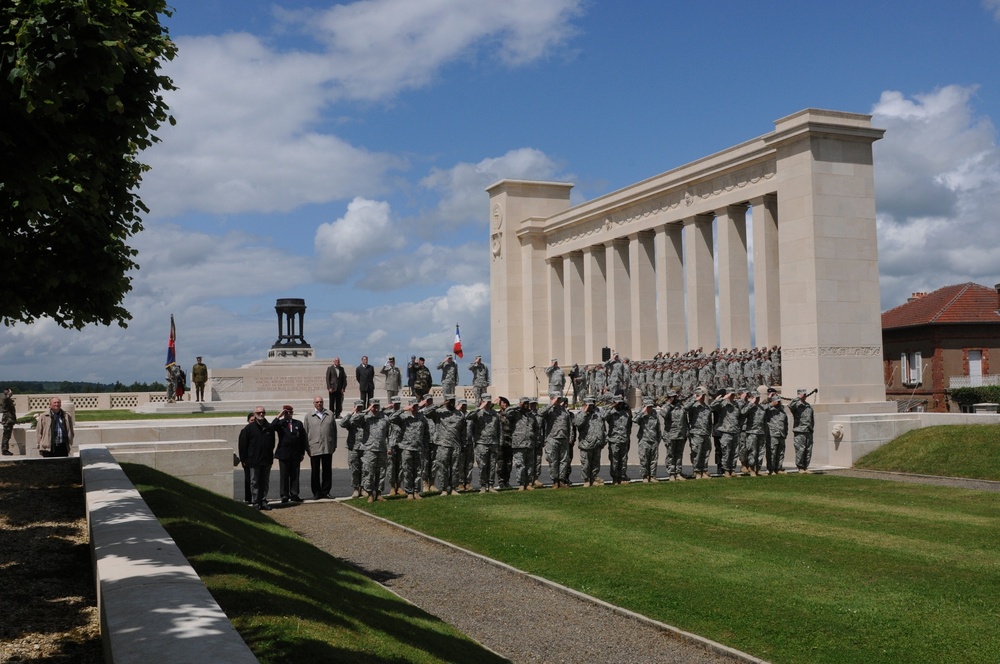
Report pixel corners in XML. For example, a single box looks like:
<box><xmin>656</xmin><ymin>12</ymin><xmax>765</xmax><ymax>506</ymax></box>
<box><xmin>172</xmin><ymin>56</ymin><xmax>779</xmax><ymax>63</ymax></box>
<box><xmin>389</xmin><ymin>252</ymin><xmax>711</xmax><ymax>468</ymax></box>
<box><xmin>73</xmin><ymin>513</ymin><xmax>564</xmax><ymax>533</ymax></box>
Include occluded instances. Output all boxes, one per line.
<box><xmin>4</xmin><ymin>0</ymin><xmax>1000</xmax><ymax>382</ymax></box>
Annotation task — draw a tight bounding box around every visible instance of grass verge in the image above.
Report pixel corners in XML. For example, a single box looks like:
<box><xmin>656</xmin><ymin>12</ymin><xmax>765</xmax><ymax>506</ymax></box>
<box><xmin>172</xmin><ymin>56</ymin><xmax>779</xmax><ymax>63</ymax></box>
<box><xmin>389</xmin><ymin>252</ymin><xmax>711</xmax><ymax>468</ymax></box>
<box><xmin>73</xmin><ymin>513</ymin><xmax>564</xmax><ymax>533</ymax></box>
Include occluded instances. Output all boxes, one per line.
<box><xmin>854</xmin><ymin>424</ymin><xmax>1000</xmax><ymax>480</ymax></box>
<box><xmin>75</xmin><ymin>409</ymin><xmax>247</xmax><ymax>422</ymax></box>
<box><xmin>122</xmin><ymin>463</ymin><xmax>506</xmax><ymax>664</ymax></box>
<box><xmin>358</xmin><ymin>475</ymin><xmax>1000</xmax><ymax>664</ymax></box>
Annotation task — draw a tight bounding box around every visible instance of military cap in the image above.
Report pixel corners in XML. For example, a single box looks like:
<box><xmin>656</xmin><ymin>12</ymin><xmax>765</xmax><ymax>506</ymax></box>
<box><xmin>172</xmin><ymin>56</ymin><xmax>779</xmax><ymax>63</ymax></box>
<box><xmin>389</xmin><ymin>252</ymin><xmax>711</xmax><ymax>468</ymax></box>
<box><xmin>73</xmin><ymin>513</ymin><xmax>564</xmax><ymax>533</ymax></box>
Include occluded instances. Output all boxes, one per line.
<box><xmin>518</xmin><ymin>396</ymin><xmax>530</xmax><ymax>404</ymax></box>
<box><xmin>353</xmin><ymin>399</ymin><xmax>364</xmax><ymax>406</ymax></box>
<box><xmin>481</xmin><ymin>393</ymin><xmax>491</xmax><ymax>401</ymax></box>
<box><xmin>390</xmin><ymin>396</ymin><xmax>402</xmax><ymax>404</ymax></box>
<box><xmin>584</xmin><ymin>396</ymin><xmax>596</xmax><ymax>404</ymax></box>
<box><xmin>282</xmin><ymin>404</ymin><xmax>294</xmax><ymax>412</ymax></box>
<box><xmin>529</xmin><ymin>397</ymin><xmax>539</xmax><ymax>404</ymax></box>
<box><xmin>612</xmin><ymin>394</ymin><xmax>625</xmax><ymax>403</ymax></box>
<box><xmin>457</xmin><ymin>399</ymin><xmax>468</xmax><ymax>406</ymax></box>
<box><xmin>642</xmin><ymin>397</ymin><xmax>655</xmax><ymax>407</ymax></box>
<box><xmin>666</xmin><ymin>390</ymin><xmax>678</xmax><ymax>398</ymax></box>
<box><xmin>370</xmin><ymin>398</ymin><xmax>381</xmax><ymax>406</ymax></box>
<box><xmin>797</xmin><ymin>388</ymin><xmax>807</xmax><ymax>395</ymax></box>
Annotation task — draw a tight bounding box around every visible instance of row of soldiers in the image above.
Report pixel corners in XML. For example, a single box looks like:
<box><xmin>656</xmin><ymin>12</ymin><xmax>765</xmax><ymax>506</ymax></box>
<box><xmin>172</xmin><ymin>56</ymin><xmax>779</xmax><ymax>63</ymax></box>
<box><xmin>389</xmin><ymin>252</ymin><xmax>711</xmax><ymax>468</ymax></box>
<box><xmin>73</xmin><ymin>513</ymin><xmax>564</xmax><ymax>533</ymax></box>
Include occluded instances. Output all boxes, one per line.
<box><xmin>571</xmin><ymin>346</ymin><xmax>782</xmax><ymax>400</ymax></box>
<box><xmin>337</xmin><ymin>384</ymin><xmax>815</xmax><ymax>502</ymax></box>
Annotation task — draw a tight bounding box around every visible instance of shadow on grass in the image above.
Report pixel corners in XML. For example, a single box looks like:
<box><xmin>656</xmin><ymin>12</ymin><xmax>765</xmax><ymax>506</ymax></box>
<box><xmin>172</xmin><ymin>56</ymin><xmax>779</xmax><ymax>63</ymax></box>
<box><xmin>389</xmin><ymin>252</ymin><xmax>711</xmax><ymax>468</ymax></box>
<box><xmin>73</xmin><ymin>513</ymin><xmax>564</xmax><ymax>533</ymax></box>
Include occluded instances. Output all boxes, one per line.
<box><xmin>123</xmin><ymin>463</ymin><xmax>505</xmax><ymax>664</ymax></box>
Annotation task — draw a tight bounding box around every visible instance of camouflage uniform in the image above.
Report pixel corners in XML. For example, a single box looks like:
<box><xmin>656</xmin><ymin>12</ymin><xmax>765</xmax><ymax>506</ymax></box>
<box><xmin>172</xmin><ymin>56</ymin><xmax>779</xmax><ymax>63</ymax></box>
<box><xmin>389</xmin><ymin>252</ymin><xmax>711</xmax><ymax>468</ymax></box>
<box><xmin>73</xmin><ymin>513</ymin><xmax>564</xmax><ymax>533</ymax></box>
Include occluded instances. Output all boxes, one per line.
<box><xmin>505</xmin><ymin>401</ymin><xmax>537</xmax><ymax>489</ymax></box>
<box><xmin>538</xmin><ymin>400</ymin><xmax>572</xmax><ymax>486</ymax></box>
<box><xmin>787</xmin><ymin>393</ymin><xmax>815</xmax><ymax>472</ymax></box>
<box><xmin>468</xmin><ymin>360</ymin><xmax>490</xmax><ymax>403</ymax></box>
<box><xmin>437</xmin><ymin>358</ymin><xmax>458</xmax><ymax>398</ymax></box>
<box><xmin>467</xmin><ymin>400</ymin><xmax>501</xmax><ymax>491</ymax></box>
<box><xmin>388</xmin><ymin>404</ymin><xmax>431</xmax><ymax>496</ymax></box>
<box><xmin>360</xmin><ymin>407</ymin><xmax>390</xmax><ymax>498</ymax></box>
<box><xmin>633</xmin><ymin>401</ymin><xmax>661</xmax><ymax>481</ymax></box>
<box><xmin>574</xmin><ymin>401</ymin><xmax>606</xmax><ymax>484</ymax></box>
<box><xmin>661</xmin><ymin>396</ymin><xmax>688</xmax><ymax>479</ymax></box>
<box><xmin>766</xmin><ymin>400</ymin><xmax>788</xmax><ymax>473</ymax></box>
<box><xmin>710</xmin><ymin>395</ymin><xmax>741</xmax><ymax>476</ymax></box>
<box><xmin>685</xmin><ymin>396</ymin><xmax>713</xmax><ymax>477</ymax></box>
<box><xmin>425</xmin><ymin>402</ymin><xmax>466</xmax><ymax>493</ymax></box>
<box><xmin>339</xmin><ymin>405</ymin><xmax>365</xmax><ymax>494</ymax></box>
<box><xmin>603</xmin><ymin>400</ymin><xmax>633</xmax><ymax>484</ymax></box>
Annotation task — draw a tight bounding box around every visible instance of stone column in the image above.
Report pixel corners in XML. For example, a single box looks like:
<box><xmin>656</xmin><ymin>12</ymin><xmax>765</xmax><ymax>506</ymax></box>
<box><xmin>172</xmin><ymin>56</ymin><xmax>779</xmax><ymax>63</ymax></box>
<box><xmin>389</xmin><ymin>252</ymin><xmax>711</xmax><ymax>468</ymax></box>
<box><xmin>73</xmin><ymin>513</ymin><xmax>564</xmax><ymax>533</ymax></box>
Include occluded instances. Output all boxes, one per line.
<box><xmin>655</xmin><ymin>224</ymin><xmax>686</xmax><ymax>353</ymax></box>
<box><xmin>751</xmin><ymin>194</ymin><xmax>780</xmax><ymax>348</ymax></box>
<box><xmin>486</xmin><ymin>180</ymin><xmax>573</xmax><ymax>398</ymax></box>
<box><xmin>547</xmin><ymin>256</ymin><xmax>565</xmax><ymax>367</ymax></box>
<box><xmin>564</xmin><ymin>252</ymin><xmax>586</xmax><ymax>364</ymax></box>
<box><xmin>767</xmin><ymin>109</ymin><xmax>886</xmax><ymax>403</ymax></box>
<box><xmin>605</xmin><ymin>238</ymin><xmax>632</xmax><ymax>357</ymax></box>
<box><xmin>629</xmin><ymin>231</ymin><xmax>658</xmax><ymax>359</ymax></box>
<box><xmin>683</xmin><ymin>214</ymin><xmax>716</xmax><ymax>351</ymax></box>
<box><xmin>717</xmin><ymin>203</ymin><xmax>751</xmax><ymax>350</ymax></box>
<box><xmin>583</xmin><ymin>245</ymin><xmax>608</xmax><ymax>364</ymax></box>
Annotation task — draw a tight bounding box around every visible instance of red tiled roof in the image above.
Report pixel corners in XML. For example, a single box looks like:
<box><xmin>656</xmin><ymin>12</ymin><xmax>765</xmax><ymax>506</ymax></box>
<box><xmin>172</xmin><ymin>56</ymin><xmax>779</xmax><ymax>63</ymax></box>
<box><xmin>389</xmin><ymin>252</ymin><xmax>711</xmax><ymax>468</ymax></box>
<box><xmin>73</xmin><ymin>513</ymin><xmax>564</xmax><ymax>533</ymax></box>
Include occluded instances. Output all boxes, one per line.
<box><xmin>882</xmin><ymin>282</ymin><xmax>1000</xmax><ymax>329</ymax></box>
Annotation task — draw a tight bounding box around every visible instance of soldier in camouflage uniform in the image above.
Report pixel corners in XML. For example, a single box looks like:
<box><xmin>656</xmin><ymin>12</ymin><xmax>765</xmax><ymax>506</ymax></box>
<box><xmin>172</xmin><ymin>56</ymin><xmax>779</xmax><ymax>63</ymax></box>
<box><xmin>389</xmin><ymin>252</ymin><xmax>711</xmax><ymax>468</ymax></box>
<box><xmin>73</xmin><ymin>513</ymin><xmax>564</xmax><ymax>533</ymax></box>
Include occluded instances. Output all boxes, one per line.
<box><xmin>661</xmin><ymin>391</ymin><xmax>688</xmax><ymax>480</ymax></box>
<box><xmin>742</xmin><ymin>392</ymin><xmax>767</xmax><ymax>476</ymax></box>
<box><xmin>339</xmin><ymin>400</ymin><xmax>366</xmax><ymax>498</ymax></box>
<box><xmin>356</xmin><ymin>399</ymin><xmax>390</xmax><ymax>503</ymax></box>
<box><xmin>603</xmin><ymin>395</ymin><xmax>633</xmax><ymax>484</ymax></box>
<box><xmin>1</xmin><ymin>388</ymin><xmax>15</xmax><ymax>456</ymax></box>
<box><xmin>574</xmin><ymin>396</ymin><xmax>605</xmax><ymax>486</ymax></box>
<box><xmin>468</xmin><ymin>356</ymin><xmax>490</xmax><ymax>403</ymax></box>
<box><xmin>710</xmin><ymin>388</ymin><xmax>742</xmax><ymax>477</ymax></box>
<box><xmin>505</xmin><ymin>397</ymin><xmax>537</xmax><ymax>490</ymax></box>
<box><xmin>539</xmin><ymin>395</ymin><xmax>573</xmax><ymax>488</ymax></box>
<box><xmin>437</xmin><ymin>354</ymin><xmax>458</xmax><ymax>399</ymax></box>
<box><xmin>765</xmin><ymin>396</ymin><xmax>788</xmax><ymax>474</ymax></box>
<box><xmin>634</xmin><ymin>397</ymin><xmax>661</xmax><ymax>482</ymax></box>
<box><xmin>496</xmin><ymin>396</ymin><xmax>514</xmax><ymax>488</ymax></box>
<box><xmin>457</xmin><ymin>399</ymin><xmax>476</xmax><ymax>490</ymax></box>
<box><xmin>385</xmin><ymin>396</ymin><xmax>404</xmax><ymax>495</ymax></box>
<box><xmin>785</xmin><ymin>388</ymin><xmax>816</xmax><ymax>473</ymax></box>
<box><xmin>545</xmin><ymin>359</ymin><xmax>566</xmax><ymax>397</ymax></box>
<box><xmin>467</xmin><ymin>395</ymin><xmax>501</xmax><ymax>492</ymax></box>
<box><xmin>685</xmin><ymin>388</ymin><xmax>713</xmax><ymax>479</ymax></box>
<box><xmin>424</xmin><ymin>396</ymin><xmax>466</xmax><ymax>494</ymax></box>
<box><xmin>388</xmin><ymin>398</ymin><xmax>431</xmax><ymax>499</ymax></box>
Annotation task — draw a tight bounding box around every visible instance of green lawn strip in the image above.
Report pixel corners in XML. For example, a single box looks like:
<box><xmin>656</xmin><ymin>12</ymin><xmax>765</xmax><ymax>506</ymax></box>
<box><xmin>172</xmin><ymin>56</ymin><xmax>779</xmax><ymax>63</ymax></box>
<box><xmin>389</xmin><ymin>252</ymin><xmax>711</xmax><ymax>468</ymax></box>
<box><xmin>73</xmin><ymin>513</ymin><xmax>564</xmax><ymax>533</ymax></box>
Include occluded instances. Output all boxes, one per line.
<box><xmin>75</xmin><ymin>410</ymin><xmax>247</xmax><ymax>422</ymax></box>
<box><xmin>359</xmin><ymin>477</ymin><xmax>1000</xmax><ymax>664</ymax></box>
<box><xmin>121</xmin><ymin>463</ymin><xmax>506</xmax><ymax>664</ymax></box>
<box><xmin>855</xmin><ymin>424</ymin><xmax>1000</xmax><ymax>480</ymax></box>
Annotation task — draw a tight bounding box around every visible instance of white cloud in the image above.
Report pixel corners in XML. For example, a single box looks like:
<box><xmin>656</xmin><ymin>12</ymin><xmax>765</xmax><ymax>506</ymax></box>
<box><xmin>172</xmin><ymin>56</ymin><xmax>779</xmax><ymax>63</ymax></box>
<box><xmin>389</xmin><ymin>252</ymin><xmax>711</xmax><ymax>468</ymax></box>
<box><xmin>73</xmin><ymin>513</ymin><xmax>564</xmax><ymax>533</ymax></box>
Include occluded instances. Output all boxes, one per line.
<box><xmin>873</xmin><ymin>86</ymin><xmax>1000</xmax><ymax>309</ymax></box>
<box><xmin>985</xmin><ymin>0</ymin><xmax>1000</xmax><ymax>21</ymax></box>
<box><xmin>322</xmin><ymin>282</ymin><xmax>491</xmax><ymax>366</ymax></box>
<box><xmin>140</xmin><ymin>1</ymin><xmax>584</xmax><ymax>220</ymax></box>
<box><xmin>314</xmin><ymin>197</ymin><xmax>406</xmax><ymax>283</ymax></box>
<box><xmin>358</xmin><ymin>242</ymin><xmax>489</xmax><ymax>290</ymax></box>
<box><xmin>141</xmin><ymin>33</ymin><xmax>404</xmax><ymax>218</ymax></box>
<box><xmin>419</xmin><ymin>148</ymin><xmax>569</xmax><ymax>228</ymax></box>
<box><xmin>283</xmin><ymin>0</ymin><xmax>583</xmax><ymax>100</ymax></box>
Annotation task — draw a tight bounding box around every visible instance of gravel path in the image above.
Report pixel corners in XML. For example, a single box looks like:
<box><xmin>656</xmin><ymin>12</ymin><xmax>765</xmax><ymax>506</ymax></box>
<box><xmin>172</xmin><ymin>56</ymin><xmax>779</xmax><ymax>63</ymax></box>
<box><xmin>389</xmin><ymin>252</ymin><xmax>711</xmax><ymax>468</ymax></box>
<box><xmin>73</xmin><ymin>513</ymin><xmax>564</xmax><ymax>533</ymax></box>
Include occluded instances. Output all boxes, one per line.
<box><xmin>824</xmin><ymin>468</ymin><xmax>1000</xmax><ymax>492</ymax></box>
<box><xmin>272</xmin><ymin>501</ymin><xmax>757</xmax><ymax>664</ymax></box>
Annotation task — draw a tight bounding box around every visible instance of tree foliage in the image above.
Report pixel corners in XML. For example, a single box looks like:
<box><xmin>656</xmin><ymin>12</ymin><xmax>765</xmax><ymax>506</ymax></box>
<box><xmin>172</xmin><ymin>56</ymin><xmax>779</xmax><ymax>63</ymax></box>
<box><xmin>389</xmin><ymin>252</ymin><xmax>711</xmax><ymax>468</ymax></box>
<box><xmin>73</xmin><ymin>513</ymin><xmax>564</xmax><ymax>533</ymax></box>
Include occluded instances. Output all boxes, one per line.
<box><xmin>948</xmin><ymin>386</ymin><xmax>1000</xmax><ymax>407</ymax></box>
<box><xmin>0</xmin><ymin>0</ymin><xmax>176</xmax><ymax>328</ymax></box>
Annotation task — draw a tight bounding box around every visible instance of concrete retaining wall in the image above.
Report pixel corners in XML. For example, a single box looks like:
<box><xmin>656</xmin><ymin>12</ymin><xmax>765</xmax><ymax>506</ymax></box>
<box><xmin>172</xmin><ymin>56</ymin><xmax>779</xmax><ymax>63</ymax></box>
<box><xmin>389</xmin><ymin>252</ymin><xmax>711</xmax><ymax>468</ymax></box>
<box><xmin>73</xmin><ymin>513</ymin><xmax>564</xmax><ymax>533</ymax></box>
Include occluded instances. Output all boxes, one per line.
<box><xmin>81</xmin><ymin>447</ymin><xmax>257</xmax><ymax>664</ymax></box>
<box><xmin>81</xmin><ymin>440</ymin><xmax>237</xmax><ymax>497</ymax></box>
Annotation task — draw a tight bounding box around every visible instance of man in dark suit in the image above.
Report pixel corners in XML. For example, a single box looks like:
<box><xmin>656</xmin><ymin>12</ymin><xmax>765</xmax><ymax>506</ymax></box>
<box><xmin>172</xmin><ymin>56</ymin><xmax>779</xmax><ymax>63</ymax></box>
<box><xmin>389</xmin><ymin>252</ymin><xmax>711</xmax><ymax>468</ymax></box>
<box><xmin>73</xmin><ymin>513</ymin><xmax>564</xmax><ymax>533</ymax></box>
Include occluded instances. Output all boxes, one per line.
<box><xmin>356</xmin><ymin>355</ymin><xmax>375</xmax><ymax>408</ymax></box>
<box><xmin>326</xmin><ymin>356</ymin><xmax>348</xmax><ymax>417</ymax></box>
<box><xmin>272</xmin><ymin>405</ymin><xmax>307</xmax><ymax>504</ymax></box>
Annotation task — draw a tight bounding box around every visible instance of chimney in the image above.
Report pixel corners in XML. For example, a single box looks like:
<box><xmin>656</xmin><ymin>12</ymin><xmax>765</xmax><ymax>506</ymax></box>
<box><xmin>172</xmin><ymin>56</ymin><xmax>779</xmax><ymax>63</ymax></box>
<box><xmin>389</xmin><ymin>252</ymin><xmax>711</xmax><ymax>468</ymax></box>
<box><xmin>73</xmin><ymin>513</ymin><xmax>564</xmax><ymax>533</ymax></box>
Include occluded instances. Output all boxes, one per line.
<box><xmin>995</xmin><ymin>283</ymin><xmax>1000</xmax><ymax>308</ymax></box>
<box><xmin>907</xmin><ymin>292</ymin><xmax>927</xmax><ymax>303</ymax></box>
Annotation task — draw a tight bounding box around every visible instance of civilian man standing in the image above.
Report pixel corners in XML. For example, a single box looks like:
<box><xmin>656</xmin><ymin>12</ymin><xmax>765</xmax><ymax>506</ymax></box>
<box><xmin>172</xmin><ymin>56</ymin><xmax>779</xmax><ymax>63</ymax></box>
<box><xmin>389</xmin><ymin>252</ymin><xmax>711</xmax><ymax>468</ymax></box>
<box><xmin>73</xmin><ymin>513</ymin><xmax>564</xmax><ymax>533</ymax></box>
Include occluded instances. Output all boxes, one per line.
<box><xmin>303</xmin><ymin>396</ymin><xmax>337</xmax><ymax>499</ymax></box>
<box><xmin>1</xmin><ymin>387</ymin><xmax>15</xmax><ymax>455</ymax></box>
<box><xmin>36</xmin><ymin>397</ymin><xmax>73</xmax><ymax>458</ymax></box>
<box><xmin>239</xmin><ymin>406</ymin><xmax>275</xmax><ymax>509</ymax></box>
<box><xmin>356</xmin><ymin>356</ymin><xmax>375</xmax><ymax>408</ymax></box>
<box><xmin>326</xmin><ymin>357</ymin><xmax>347</xmax><ymax>417</ymax></box>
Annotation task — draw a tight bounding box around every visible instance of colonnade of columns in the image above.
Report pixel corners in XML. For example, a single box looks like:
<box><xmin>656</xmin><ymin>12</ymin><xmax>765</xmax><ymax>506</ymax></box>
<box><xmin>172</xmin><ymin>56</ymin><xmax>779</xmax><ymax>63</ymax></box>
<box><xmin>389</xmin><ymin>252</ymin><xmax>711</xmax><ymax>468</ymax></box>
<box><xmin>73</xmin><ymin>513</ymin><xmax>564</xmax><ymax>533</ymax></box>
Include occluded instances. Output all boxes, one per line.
<box><xmin>545</xmin><ymin>195</ymin><xmax>779</xmax><ymax>366</ymax></box>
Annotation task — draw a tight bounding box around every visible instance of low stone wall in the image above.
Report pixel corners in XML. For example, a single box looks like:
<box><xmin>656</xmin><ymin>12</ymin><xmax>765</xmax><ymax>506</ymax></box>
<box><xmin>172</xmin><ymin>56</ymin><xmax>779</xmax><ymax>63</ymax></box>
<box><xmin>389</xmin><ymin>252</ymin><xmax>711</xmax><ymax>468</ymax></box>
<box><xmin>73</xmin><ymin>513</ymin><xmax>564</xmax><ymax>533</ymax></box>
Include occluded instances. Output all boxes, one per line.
<box><xmin>83</xmin><ymin>440</ymin><xmax>237</xmax><ymax>497</ymax></box>
<box><xmin>829</xmin><ymin>411</ymin><xmax>1000</xmax><ymax>466</ymax></box>
<box><xmin>81</xmin><ymin>447</ymin><xmax>257</xmax><ymax>664</ymax></box>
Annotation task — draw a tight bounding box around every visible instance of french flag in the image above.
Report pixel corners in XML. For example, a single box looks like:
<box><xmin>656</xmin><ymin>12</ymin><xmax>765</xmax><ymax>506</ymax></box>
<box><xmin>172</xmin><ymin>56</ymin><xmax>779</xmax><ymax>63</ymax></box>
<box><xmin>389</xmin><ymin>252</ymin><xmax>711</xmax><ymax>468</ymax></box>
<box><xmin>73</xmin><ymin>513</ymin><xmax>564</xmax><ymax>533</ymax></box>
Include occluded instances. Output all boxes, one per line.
<box><xmin>453</xmin><ymin>324</ymin><xmax>464</xmax><ymax>359</ymax></box>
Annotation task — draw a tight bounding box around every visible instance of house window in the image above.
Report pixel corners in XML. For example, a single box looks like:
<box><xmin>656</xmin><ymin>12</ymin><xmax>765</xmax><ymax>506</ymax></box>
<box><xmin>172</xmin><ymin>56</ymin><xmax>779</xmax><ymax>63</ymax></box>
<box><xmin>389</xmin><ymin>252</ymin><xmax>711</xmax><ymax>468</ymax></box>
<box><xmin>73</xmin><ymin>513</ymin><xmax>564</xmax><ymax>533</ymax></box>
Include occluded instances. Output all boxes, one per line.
<box><xmin>901</xmin><ymin>351</ymin><xmax>922</xmax><ymax>385</ymax></box>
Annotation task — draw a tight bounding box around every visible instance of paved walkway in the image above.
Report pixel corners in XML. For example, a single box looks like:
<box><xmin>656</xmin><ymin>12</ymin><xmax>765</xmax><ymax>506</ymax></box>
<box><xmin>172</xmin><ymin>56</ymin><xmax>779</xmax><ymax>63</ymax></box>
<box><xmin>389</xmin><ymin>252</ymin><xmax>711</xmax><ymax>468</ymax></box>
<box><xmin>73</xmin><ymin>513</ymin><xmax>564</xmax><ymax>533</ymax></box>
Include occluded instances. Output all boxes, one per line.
<box><xmin>272</xmin><ymin>502</ymin><xmax>759</xmax><ymax>664</ymax></box>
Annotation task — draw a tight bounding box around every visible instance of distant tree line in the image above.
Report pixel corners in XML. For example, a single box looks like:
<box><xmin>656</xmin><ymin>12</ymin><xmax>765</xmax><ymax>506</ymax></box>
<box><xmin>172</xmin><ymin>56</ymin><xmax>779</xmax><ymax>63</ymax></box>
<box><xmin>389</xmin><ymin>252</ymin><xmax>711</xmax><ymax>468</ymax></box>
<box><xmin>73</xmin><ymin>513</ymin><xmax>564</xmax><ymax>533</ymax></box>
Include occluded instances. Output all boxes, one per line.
<box><xmin>3</xmin><ymin>380</ymin><xmax>167</xmax><ymax>394</ymax></box>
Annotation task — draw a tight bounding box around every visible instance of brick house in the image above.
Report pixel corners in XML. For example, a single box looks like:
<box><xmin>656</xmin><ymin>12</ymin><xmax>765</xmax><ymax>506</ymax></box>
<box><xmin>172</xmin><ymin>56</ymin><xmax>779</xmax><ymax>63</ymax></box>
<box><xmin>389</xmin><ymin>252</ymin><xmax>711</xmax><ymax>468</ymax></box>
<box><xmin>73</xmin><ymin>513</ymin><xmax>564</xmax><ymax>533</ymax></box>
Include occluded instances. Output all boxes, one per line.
<box><xmin>882</xmin><ymin>282</ymin><xmax>1000</xmax><ymax>412</ymax></box>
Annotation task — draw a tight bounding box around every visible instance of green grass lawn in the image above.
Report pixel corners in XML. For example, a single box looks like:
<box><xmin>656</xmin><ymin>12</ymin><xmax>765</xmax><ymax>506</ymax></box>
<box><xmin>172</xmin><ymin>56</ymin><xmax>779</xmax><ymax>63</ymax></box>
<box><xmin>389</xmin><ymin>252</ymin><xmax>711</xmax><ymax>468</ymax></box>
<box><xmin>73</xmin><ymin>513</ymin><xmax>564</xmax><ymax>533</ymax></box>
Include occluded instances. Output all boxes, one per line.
<box><xmin>75</xmin><ymin>409</ymin><xmax>247</xmax><ymax>422</ymax></box>
<box><xmin>854</xmin><ymin>424</ymin><xmax>1000</xmax><ymax>480</ymax></box>
<box><xmin>122</xmin><ymin>463</ymin><xmax>506</xmax><ymax>664</ymax></box>
<box><xmin>359</xmin><ymin>476</ymin><xmax>1000</xmax><ymax>664</ymax></box>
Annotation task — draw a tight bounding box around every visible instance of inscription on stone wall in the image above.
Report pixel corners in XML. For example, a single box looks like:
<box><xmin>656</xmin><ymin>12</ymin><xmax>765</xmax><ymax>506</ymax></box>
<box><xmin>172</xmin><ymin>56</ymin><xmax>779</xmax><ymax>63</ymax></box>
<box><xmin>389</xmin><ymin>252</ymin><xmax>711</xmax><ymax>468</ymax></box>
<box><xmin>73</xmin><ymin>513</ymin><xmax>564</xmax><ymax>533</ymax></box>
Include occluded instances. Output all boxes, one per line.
<box><xmin>255</xmin><ymin>376</ymin><xmax>324</xmax><ymax>391</ymax></box>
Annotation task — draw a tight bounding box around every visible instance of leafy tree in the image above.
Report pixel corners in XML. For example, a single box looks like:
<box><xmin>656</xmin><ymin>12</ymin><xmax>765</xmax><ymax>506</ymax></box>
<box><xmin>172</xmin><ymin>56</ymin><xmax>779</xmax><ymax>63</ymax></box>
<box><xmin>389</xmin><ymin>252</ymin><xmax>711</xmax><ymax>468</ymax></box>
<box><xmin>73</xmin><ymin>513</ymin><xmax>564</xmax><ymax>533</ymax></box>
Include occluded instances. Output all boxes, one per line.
<box><xmin>0</xmin><ymin>0</ymin><xmax>176</xmax><ymax>328</ymax></box>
